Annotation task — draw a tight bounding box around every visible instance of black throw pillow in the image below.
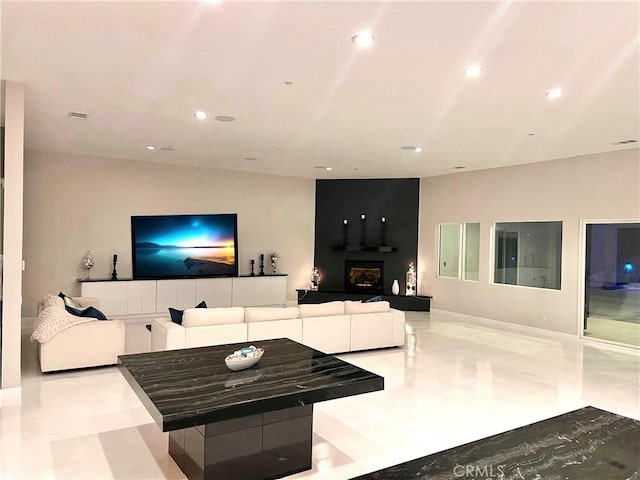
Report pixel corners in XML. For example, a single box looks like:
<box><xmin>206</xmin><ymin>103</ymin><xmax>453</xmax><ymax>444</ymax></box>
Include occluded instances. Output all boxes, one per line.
<box><xmin>59</xmin><ymin>291</ymin><xmax>108</xmax><ymax>320</ymax></box>
<box><xmin>65</xmin><ymin>304</ymin><xmax>108</xmax><ymax>320</ymax></box>
<box><xmin>169</xmin><ymin>300</ymin><xmax>207</xmax><ymax>325</ymax></box>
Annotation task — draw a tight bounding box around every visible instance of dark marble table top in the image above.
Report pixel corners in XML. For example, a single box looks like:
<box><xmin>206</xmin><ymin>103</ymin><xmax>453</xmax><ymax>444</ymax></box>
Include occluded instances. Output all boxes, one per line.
<box><xmin>118</xmin><ymin>338</ymin><xmax>383</xmax><ymax>431</ymax></box>
<box><xmin>352</xmin><ymin>406</ymin><xmax>640</xmax><ymax>479</ymax></box>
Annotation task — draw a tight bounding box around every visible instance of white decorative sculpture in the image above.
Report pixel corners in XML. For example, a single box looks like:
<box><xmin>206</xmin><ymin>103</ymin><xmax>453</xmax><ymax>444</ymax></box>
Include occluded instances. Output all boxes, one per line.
<box><xmin>270</xmin><ymin>253</ymin><xmax>280</xmax><ymax>274</ymax></box>
<box><xmin>82</xmin><ymin>250</ymin><xmax>95</xmax><ymax>279</ymax></box>
<box><xmin>405</xmin><ymin>262</ymin><xmax>416</xmax><ymax>296</ymax></box>
<box><xmin>310</xmin><ymin>267</ymin><xmax>321</xmax><ymax>291</ymax></box>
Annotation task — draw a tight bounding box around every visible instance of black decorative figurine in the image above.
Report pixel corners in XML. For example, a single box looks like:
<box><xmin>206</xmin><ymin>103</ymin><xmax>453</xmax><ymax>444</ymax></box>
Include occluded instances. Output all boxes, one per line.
<box><xmin>111</xmin><ymin>253</ymin><xmax>118</xmax><ymax>280</ymax></box>
<box><xmin>259</xmin><ymin>254</ymin><xmax>265</xmax><ymax>276</ymax></box>
<box><xmin>250</xmin><ymin>259</ymin><xmax>255</xmax><ymax>276</ymax></box>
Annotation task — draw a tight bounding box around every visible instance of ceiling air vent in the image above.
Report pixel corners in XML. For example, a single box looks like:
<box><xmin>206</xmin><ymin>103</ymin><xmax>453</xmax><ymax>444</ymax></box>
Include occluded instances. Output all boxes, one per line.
<box><xmin>67</xmin><ymin>111</ymin><xmax>89</xmax><ymax>120</ymax></box>
<box><xmin>611</xmin><ymin>139</ymin><xmax>637</xmax><ymax>145</ymax></box>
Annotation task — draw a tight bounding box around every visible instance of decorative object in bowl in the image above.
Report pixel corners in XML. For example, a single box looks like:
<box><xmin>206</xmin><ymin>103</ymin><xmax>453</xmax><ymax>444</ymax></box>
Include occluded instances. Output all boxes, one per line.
<box><xmin>225</xmin><ymin>345</ymin><xmax>264</xmax><ymax>371</ymax></box>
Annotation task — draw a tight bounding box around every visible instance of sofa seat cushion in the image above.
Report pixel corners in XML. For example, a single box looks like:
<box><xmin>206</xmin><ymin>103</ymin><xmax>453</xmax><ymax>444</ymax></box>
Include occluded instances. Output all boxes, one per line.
<box><xmin>182</xmin><ymin>307</ymin><xmax>245</xmax><ymax>327</ymax></box>
<box><xmin>344</xmin><ymin>300</ymin><xmax>390</xmax><ymax>314</ymax></box>
<box><xmin>244</xmin><ymin>306</ymin><xmax>300</xmax><ymax>323</ymax></box>
<box><xmin>298</xmin><ymin>301</ymin><xmax>345</xmax><ymax>318</ymax></box>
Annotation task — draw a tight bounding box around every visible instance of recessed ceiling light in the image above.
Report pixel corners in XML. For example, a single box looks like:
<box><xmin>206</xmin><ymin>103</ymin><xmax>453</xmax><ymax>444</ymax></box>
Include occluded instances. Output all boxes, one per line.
<box><xmin>194</xmin><ymin>111</ymin><xmax>207</xmax><ymax>120</ymax></box>
<box><xmin>400</xmin><ymin>145</ymin><xmax>422</xmax><ymax>152</ymax></box>
<box><xmin>325</xmin><ymin>167</ymin><xmax>333</xmax><ymax>171</ymax></box>
<box><xmin>284</xmin><ymin>81</ymin><xmax>294</xmax><ymax>86</ymax></box>
<box><xmin>545</xmin><ymin>88</ymin><xmax>564</xmax><ymax>99</ymax></box>
<box><xmin>67</xmin><ymin>111</ymin><xmax>89</xmax><ymax>120</ymax></box>
<box><xmin>145</xmin><ymin>145</ymin><xmax>156</xmax><ymax>151</ymax></box>
<box><xmin>215</xmin><ymin>115</ymin><xmax>235</xmax><ymax>122</ymax></box>
<box><xmin>463</xmin><ymin>65</ymin><xmax>483</xmax><ymax>78</ymax></box>
<box><xmin>351</xmin><ymin>32</ymin><xmax>375</xmax><ymax>47</ymax></box>
<box><xmin>453</xmin><ymin>166</ymin><xmax>466</xmax><ymax>169</ymax></box>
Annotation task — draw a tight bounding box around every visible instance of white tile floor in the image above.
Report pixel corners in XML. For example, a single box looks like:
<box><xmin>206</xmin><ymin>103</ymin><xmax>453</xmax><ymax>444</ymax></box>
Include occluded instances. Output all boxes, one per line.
<box><xmin>1</xmin><ymin>311</ymin><xmax>639</xmax><ymax>480</ymax></box>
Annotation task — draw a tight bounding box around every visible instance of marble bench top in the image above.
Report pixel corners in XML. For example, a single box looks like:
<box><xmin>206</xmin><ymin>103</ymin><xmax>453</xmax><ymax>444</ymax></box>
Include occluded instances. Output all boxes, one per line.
<box><xmin>118</xmin><ymin>338</ymin><xmax>384</xmax><ymax>431</ymax></box>
<box><xmin>352</xmin><ymin>406</ymin><xmax>640</xmax><ymax>479</ymax></box>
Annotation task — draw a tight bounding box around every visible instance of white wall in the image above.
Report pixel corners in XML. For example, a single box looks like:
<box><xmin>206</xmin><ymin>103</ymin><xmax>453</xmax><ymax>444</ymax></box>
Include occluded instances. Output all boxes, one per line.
<box><xmin>418</xmin><ymin>148</ymin><xmax>640</xmax><ymax>335</ymax></box>
<box><xmin>22</xmin><ymin>150</ymin><xmax>315</xmax><ymax>317</ymax></box>
<box><xmin>1</xmin><ymin>81</ymin><xmax>25</xmax><ymax>389</ymax></box>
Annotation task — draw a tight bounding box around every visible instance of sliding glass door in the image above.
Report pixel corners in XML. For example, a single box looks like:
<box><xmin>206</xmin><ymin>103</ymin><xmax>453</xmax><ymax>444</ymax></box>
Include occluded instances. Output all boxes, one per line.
<box><xmin>583</xmin><ymin>221</ymin><xmax>640</xmax><ymax>347</ymax></box>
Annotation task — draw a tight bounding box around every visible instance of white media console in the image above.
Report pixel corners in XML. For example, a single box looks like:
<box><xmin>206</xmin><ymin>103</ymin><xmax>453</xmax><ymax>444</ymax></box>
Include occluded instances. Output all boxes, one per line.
<box><xmin>79</xmin><ymin>275</ymin><xmax>288</xmax><ymax>317</ymax></box>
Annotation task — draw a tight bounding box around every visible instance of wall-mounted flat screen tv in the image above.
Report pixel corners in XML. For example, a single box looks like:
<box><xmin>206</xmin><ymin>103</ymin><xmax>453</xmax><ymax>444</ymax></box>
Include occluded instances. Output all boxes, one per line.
<box><xmin>131</xmin><ymin>213</ymin><xmax>238</xmax><ymax>279</ymax></box>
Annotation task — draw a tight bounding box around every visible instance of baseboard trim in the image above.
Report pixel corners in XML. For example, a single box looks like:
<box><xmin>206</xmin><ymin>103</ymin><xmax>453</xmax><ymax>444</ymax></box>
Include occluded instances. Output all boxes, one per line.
<box><xmin>430</xmin><ymin>308</ymin><xmax>577</xmax><ymax>343</ymax></box>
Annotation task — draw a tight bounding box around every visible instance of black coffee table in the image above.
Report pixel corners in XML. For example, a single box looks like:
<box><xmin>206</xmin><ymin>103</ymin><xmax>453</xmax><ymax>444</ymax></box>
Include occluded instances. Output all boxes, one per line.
<box><xmin>351</xmin><ymin>406</ymin><xmax>640</xmax><ymax>479</ymax></box>
<box><xmin>118</xmin><ymin>338</ymin><xmax>384</xmax><ymax>480</ymax></box>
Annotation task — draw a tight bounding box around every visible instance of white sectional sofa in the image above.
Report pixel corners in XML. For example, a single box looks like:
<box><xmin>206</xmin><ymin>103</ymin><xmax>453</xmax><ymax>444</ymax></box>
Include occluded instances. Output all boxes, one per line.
<box><xmin>151</xmin><ymin>300</ymin><xmax>405</xmax><ymax>354</ymax></box>
<box><xmin>34</xmin><ymin>295</ymin><xmax>126</xmax><ymax>373</ymax></box>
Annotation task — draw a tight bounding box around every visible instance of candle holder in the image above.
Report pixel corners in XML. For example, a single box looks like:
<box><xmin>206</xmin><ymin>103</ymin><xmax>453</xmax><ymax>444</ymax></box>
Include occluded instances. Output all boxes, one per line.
<box><xmin>380</xmin><ymin>217</ymin><xmax>387</xmax><ymax>246</ymax></box>
<box><xmin>360</xmin><ymin>214</ymin><xmax>366</xmax><ymax>247</ymax></box>
<box><xmin>342</xmin><ymin>219</ymin><xmax>349</xmax><ymax>247</ymax></box>
<box><xmin>259</xmin><ymin>254</ymin><xmax>265</xmax><ymax>276</ymax></box>
<box><xmin>111</xmin><ymin>254</ymin><xmax>118</xmax><ymax>280</ymax></box>
<box><xmin>250</xmin><ymin>259</ymin><xmax>255</xmax><ymax>276</ymax></box>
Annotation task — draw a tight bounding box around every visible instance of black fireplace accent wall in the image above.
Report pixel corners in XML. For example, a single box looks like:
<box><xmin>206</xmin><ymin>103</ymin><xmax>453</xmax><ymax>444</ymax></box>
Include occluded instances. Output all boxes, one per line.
<box><xmin>314</xmin><ymin>178</ymin><xmax>419</xmax><ymax>294</ymax></box>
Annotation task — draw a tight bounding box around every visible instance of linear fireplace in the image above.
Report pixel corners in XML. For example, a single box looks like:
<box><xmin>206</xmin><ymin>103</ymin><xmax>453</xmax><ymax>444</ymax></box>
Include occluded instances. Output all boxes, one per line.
<box><xmin>344</xmin><ymin>260</ymin><xmax>384</xmax><ymax>293</ymax></box>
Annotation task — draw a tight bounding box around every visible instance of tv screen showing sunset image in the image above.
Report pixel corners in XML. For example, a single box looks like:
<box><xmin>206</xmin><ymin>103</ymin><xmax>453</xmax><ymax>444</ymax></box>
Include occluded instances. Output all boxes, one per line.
<box><xmin>131</xmin><ymin>214</ymin><xmax>238</xmax><ymax>279</ymax></box>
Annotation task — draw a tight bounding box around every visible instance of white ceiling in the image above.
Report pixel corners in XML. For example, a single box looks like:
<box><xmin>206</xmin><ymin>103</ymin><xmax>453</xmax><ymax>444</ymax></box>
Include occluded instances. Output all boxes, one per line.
<box><xmin>2</xmin><ymin>1</ymin><xmax>638</xmax><ymax>179</ymax></box>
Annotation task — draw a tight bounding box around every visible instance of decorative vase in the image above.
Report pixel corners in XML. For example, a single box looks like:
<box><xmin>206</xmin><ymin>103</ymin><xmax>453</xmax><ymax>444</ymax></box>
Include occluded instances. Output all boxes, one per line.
<box><xmin>391</xmin><ymin>279</ymin><xmax>400</xmax><ymax>295</ymax></box>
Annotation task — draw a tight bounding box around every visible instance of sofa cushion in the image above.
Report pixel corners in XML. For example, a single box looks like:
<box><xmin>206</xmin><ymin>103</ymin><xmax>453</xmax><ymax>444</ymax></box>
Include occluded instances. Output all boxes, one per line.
<box><xmin>169</xmin><ymin>300</ymin><xmax>207</xmax><ymax>325</ymax></box>
<box><xmin>244</xmin><ymin>306</ymin><xmax>300</xmax><ymax>323</ymax></box>
<box><xmin>298</xmin><ymin>301</ymin><xmax>345</xmax><ymax>318</ymax></box>
<box><xmin>65</xmin><ymin>304</ymin><xmax>108</xmax><ymax>320</ymax></box>
<box><xmin>182</xmin><ymin>307</ymin><xmax>245</xmax><ymax>327</ymax></box>
<box><xmin>344</xmin><ymin>300</ymin><xmax>390</xmax><ymax>314</ymax></box>
<box><xmin>41</xmin><ymin>294</ymin><xmax>65</xmax><ymax>310</ymax></box>
<box><xmin>56</xmin><ymin>292</ymin><xmax>107</xmax><ymax>319</ymax></box>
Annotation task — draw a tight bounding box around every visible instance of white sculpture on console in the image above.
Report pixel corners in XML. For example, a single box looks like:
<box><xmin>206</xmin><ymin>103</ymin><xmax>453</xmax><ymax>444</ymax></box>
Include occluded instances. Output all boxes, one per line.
<box><xmin>82</xmin><ymin>250</ymin><xmax>95</xmax><ymax>279</ymax></box>
<box><xmin>310</xmin><ymin>267</ymin><xmax>321</xmax><ymax>291</ymax></box>
<box><xmin>405</xmin><ymin>262</ymin><xmax>416</xmax><ymax>296</ymax></box>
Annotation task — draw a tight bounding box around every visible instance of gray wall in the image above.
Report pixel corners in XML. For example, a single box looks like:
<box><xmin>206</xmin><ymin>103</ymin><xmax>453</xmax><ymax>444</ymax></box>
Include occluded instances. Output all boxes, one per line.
<box><xmin>22</xmin><ymin>150</ymin><xmax>315</xmax><ymax>317</ymax></box>
<box><xmin>418</xmin><ymin>148</ymin><xmax>640</xmax><ymax>335</ymax></box>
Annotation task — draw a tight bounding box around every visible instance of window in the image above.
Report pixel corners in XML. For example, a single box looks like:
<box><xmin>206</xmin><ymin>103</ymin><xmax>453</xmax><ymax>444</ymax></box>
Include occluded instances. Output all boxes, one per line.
<box><xmin>493</xmin><ymin>221</ymin><xmax>562</xmax><ymax>290</ymax></box>
<box><xmin>438</xmin><ymin>223</ymin><xmax>480</xmax><ymax>281</ymax></box>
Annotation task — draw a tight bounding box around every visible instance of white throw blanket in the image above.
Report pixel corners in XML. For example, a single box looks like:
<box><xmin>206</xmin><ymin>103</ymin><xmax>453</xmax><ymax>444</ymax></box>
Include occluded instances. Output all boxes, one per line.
<box><xmin>31</xmin><ymin>306</ymin><xmax>95</xmax><ymax>343</ymax></box>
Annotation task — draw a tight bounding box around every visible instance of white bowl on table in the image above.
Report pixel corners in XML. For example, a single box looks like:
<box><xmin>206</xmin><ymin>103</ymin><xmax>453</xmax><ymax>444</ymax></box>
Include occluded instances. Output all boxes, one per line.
<box><xmin>225</xmin><ymin>347</ymin><xmax>264</xmax><ymax>371</ymax></box>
